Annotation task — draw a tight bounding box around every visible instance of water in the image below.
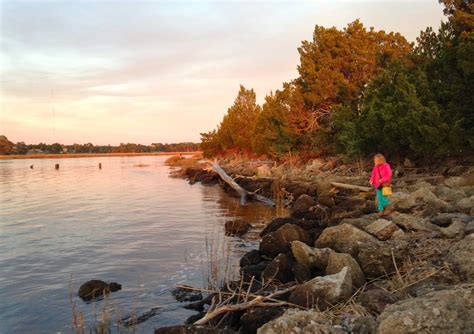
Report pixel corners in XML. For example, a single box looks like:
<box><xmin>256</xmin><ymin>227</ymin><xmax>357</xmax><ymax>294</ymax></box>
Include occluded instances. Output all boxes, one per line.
<box><xmin>0</xmin><ymin>156</ymin><xmax>274</xmax><ymax>333</ymax></box>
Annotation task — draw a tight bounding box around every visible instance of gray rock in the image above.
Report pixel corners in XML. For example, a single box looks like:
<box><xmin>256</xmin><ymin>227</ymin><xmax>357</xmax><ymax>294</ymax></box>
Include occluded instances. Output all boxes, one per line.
<box><xmin>225</xmin><ymin>220</ymin><xmax>251</xmax><ymax>236</ymax></box>
<box><xmin>291</xmin><ymin>240</ymin><xmax>333</xmax><ymax>269</ymax></box>
<box><xmin>257</xmin><ymin>309</ymin><xmax>345</xmax><ymax>334</ymax></box>
<box><xmin>446</xmin><ymin>234</ymin><xmax>474</xmax><ymax>282</ymax></box>
<box><xmin>439</xmin><ymin>219</ymin><xmax>465</xmax><ymax>239</ymax></box>
<box><xmin>315</xmin><ymin>223</ymin><xmax>378</xmax><ymax>258</ymax></box>
<box><xmin>291</xmin><ymin>194</ymin><xmax>316</xmax><ymax>216</ymax></box>
<box><xmin>288</xmin><ymin>267</ymin><xmax>352</xmax><ymax>309</ymax></box>
<box><xmin>359</xmin><ymin>288</ymin><xmax>398</xmax><ymax>314</ymax></box>
<box><xmin>325</xmin><ymin>252</ymin><xmax>366</xmax><ymax>289</ymax></box>
<box><xmin>465</xmin><ymin>221</ymin><xmax>474</xmax><ymax>235</ymax></box>
<box><xmin>357</xmin><ymin>240</ymin><xmax>408</xmax><ymax>279</ymax></box>
<box><xmin>240</xmin><ymin>307</ymin><xmax>285</xmax><ymax>334</ymax></box>
<box><xmin>365</xmin><ymin>219</ymin><xmax>400</xmax><ymax>241</ymax></box>
<box><xmin>378</xmin><ymin>288</ymin><xmax>474</xmax><ymax>334</ymax></box>
<box><xmin>457</xmin><ymin>196</ymin><xmax>474</xmax><ymax>215</ymax></box>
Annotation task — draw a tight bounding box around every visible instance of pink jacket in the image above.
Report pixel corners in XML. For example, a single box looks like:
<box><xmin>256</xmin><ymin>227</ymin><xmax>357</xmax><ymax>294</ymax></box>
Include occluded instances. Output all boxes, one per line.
<box><xmin>370</xmin><ymin>162</ymin><xmax>392</xmax><ymax>189</ymax></box>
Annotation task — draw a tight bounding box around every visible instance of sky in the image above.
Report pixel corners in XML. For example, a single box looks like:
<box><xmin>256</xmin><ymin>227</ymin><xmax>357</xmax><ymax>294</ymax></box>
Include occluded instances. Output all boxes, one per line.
<box><xmin>1</xmin><ymin>0</ymin><xmax>446</xmax><ymax>145</ymax></box>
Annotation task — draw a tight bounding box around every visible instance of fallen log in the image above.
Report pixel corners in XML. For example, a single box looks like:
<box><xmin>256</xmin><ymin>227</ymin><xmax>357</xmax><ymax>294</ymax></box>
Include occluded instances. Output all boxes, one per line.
<box><xmin>209</xmin><ymin>162</ymin><xmax>275</xmax><ymax>206</ymax></box>
<box><xmin>330</xmin><ymin>181</ymin><xmax>371</xmax><ymax>192</ymax></box>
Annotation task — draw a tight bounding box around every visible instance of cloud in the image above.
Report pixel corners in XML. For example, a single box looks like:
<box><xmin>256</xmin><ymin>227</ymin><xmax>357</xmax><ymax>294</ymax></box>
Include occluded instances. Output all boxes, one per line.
<box><xmin>0</xmin><ymin>0</ymin><xmax>445</xmax><ymax>144</ymax></box>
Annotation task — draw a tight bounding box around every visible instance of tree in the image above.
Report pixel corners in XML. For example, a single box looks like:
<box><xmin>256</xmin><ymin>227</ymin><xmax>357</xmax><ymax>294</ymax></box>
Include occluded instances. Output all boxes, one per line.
<box><xmin>336</xmin><ymin>63</ymin><xmax>454</xmax><ymax>159</ymax></box>
<box><xmin>214</xmin><ymin>85</ymin><xmax>261</xmax><ymax>153</ymax></box>
<box><xmin>0</xmin><ymin>135</ymin><xmax>14</xmax><ymax>154</ymax></box>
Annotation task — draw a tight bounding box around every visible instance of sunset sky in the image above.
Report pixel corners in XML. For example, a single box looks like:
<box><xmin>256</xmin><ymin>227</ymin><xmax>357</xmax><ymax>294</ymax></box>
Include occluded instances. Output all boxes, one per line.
<box><xmin>1</xmin><ymin>0</ymin><xmax>445</xmax><ymax>145</ymax></box>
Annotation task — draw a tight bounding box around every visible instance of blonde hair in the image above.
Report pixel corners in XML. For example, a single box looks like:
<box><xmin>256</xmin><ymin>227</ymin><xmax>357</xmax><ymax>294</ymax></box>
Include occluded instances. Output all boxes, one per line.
<box><xmin>374</xmin><ymin>154</ymin><xmax>386</xmax><ymax>163</ymax></box>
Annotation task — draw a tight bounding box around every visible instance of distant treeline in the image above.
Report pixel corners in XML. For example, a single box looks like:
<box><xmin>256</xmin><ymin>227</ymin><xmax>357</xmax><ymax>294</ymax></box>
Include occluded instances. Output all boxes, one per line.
<box><xmin>201</xmin><ymin>0</ymin><xmax>473</xmax><ymax>161</ymax></box>
<box><xmin>0</xmin><ymin>136</ymin><xmax>200</xmax><ymax>155</ymax></box>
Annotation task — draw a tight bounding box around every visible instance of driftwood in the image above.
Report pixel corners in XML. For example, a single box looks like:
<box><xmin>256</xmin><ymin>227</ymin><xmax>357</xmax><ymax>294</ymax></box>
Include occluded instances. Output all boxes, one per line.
<box><xmin>194</xmin><ymin>286</ymin><xmax>296</xmax><ymax>325</ymax></box>
<box><xmin>209</xmin><ymin>162</ymin><xmax>275</xmax><ymax>206</ymax></box>
<box><xmin>330</xmin><ymin>181</ymin><xmax>371</xmax><ymax>192</ymax></box>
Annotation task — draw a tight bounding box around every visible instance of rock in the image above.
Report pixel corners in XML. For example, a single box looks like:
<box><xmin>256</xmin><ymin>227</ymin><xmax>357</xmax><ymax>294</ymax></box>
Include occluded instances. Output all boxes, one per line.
<box><xmin>365</xmin><ymin>219</ymin><xmax>400</xmax><ymax>241</ymax></box>
<box><xmin>225</xmin><ymin>220</ymin><xmax>251</xmax><ymax>236</ymax></box>
<box><xmin>288</xmin><ymin>267</ymin><xmax>352</xmax><ymax>309</ymax></box>
<box><xmin>325</xmin><ymin>252</ymin><xmax>365</xmax><ymax>288</ymax></box>
<box><xmin>291</xmin><ymin>240</ymin><xmax>333</xmax><ymax>269</ymax></box>
<box><xmin>171</xmin><ymin>285</ymin><xmax>203</xmax><ymax>302</ymax></box>
<box><xmin>257</xmin><ymin>165</ymin><xmax>272</xmax><ymax>178</ymax></box>
<box><xmin>291</xmin><ymin>194</ymin><xmax>316</xmax><ymax>217</ymax></box>
<box><xmin>390</xmin><ymin>212</ymin><xmax>439</xmax><ymax>232</ymax></box>
<box><xmin>340</xmin><ymin>214</ymin><xmax>380</xmax><ymax>230</ymax></box>
<box><xmin>257</xmin><ymin>309</ymin><xmax>345</xmax><ymax>334</ymax></box>
<box><xmin>262</xmin><ymin>253</ymin><xmax>294</xmax><ymax>283</ymax></box>
<box><xmin>315</xmin><ymin>223</ymin><xmax>378</xmax><ymax>258</ymax></box>
<box><xmin>358</xmin><ymin>288</ymin><xmax>398</xmax><ymax>314</ymax></box>
<box><xmin>240</xmin><ymin>249</ymin><xmax>262</xmax><ymax>267</ymax></box>
<box><xmin>457</xmin><ymin>196</ymin><xmax>474</xmax><ymax>214</ymax></box>
<box><xmin>260</xmin><ymin>217</ymin><xmax>297</xmax><ymax>237</ymax></box>
<box><xmin>240</xmin><ymin>307</ymin><xmax>285</xmax><ymax>334</ymax></box>
<box><xmin>357</xmin><ymin>240</ymin><xmax>408</xmax><ymax>279</ymax></box>
<box><xmin>378</xmin><ymin>288</ymin><xmax>474</xmax><ymax>334</ymax></box>
<box><xmin>260</xmin><ymin>224</ymin><xmax>311</xmax><ymax>258</ymax></box>
<box><xmin>439</xmin><ymin>219</ymin><xmax>465</xmax><ymax>239</ymax></box>
<box><xmin>241</xmin><ymin>262</ymin><xmax>268</xmax><ymax>282</ymax></box>
<box><xmin>155</xmin><ymin>325</ymin><xmax>236</xmax><ymax>334</ymax></box>
<box><xmin>392</xmin><ymin>188</ymin><xmax>449</xmax><ymax>212</ymax></box>
<box><xmin>465</xmin><ymin>221</ymin><xmax>474</xmax><ymax>235</ymax></box>
<box><xmin>446</xmin><ymin>234</ymin><xmax>474</xmax><ymax>282</ymax></box>
<box><xmin>292</xmin><ymin>263</ymin><xmax>312</xmax><ymax>284</ymax></box>
<box><xmin>78</xmin><ymin>280</ymin><xmax>121</xmax><ymax>302</ymax></box>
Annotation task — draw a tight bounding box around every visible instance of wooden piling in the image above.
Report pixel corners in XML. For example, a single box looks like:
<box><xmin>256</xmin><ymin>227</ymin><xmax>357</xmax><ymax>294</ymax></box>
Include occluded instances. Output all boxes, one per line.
<box><xmin>99</xmin><ymin>163</ymin><xmax>102</xmax><ymax>169</ymax></box>
<box><xmin>55</xmin><ymin>164</ymin><xmax>59</xmax><ymax>170</ymax></box>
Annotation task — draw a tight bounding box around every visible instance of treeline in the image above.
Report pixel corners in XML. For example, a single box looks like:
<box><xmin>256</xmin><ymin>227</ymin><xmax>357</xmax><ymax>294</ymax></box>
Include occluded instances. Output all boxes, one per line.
<box><xmin>0</xmin><ymin>136</ymin><xmax>200</xmax><ymax>155</ymax></box>
<box><xmin>201</xmin><ymin>1</ymin><xmax>473</xmax><ymax>161</ymax></box>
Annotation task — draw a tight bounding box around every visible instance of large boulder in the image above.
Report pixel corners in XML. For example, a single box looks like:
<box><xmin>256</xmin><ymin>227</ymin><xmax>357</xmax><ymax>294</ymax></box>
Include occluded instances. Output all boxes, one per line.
<box><xmin>315</xmin><ymin>223</ymin><xmax>408</xmax><ymax>278</ymax></box>
<box><xmin>390</xmin><ymin>212</ymin><xmax>439</xmax><ymax>232</ymax></box>
<box><xmin>291</xmin><ymin>240</ymin><xmax>332</xmax><ymax>269</ymax></box>
<box><xmin>259</xmin><ymin>217</ymin><xmax>297</xmax><ymax>237</ymax></box>
<box><xmin>446</xmin><ymin>234</ymin><xmax>474</xmax><ymax>282</ymax></box>
<box><xmin>260</xmin><ymin>224</ymin><xmax>311</xmax><ymax>258</ymax></box>
<box><xmin>78</xmin><ymin>280</ymin><xmax>121</xmax><ymax>302</ymax></box>
<box><xmin>240</xmin><ymin>307</ymin><xmax>285</xmax><ymax>334</ymax></box>
<box><xmin>357</xmin><ymin>239</ymin><xmax>408</xmax><ymax>279</ymax></box>
<box><xmin>288</xmin><ymin>267</ymin><xmax>352</xmax><ymax>309</ymax></box>
<box><xmin>392</xmin><ymin>188</ymin><xmax>449</xmax><ymax>212</ymax></box>
<box><xmin>262</xmin><ymin>253</ymin><xmax>294</xmax><ymax>283</ymax></box>
<box><xmin>315</xmin><ymin>223</ymin><xmax>378</xmax><ymax>258</ymax></box>
<box><xmin>378</xmin><ymin>288</ymin><xmax>474</xmax><ymax>334</ymax></box>
<box><xmin>291</xmin><ymin>194</ymin><xmax>316</xmax><ymax>217</ymax></box>
<box><xmin>257</xmin><ymin>309</ymin><xmax>345</xmax><ymax>334</ymax></box>
<box><xmin>325</xmin><ymin>252</ymin><xmax>365</xmax><ymax>289</ymax></box>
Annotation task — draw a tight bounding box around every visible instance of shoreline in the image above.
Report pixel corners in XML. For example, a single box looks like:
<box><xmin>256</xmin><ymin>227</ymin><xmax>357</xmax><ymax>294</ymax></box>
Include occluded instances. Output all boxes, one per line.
<box><xmin>156</xmin><ymin>155</ymin><xmax>474</xmax><ymax>333</ymax></box>
<box><xmin>0</xmin><ymin>151</ymin><xmax>202</xmax><ymax>160</ymax></box>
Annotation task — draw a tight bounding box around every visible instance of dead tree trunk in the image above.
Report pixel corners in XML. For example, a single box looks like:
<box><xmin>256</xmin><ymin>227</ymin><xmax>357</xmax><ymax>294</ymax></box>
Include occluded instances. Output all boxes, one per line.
<box><xmin>209</xmin><ymin>162</ymin><xmax>275</xmax><ymax>206</ymax></box>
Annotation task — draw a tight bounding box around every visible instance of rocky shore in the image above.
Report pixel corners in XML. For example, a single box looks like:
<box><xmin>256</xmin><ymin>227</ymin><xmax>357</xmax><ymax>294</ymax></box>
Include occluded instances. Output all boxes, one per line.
<box><xmin>159</xmin><ymin>156</ymin><xmax>474</xmax><ymax>334</ymax></box>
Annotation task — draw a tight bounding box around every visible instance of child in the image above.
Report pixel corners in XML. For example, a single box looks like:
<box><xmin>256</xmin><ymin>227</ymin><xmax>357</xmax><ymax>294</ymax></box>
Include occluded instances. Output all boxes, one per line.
<box><xmin>369</xmin><ymin>154</ymin><xmax>393</xmax><ymax>216</ymax></box>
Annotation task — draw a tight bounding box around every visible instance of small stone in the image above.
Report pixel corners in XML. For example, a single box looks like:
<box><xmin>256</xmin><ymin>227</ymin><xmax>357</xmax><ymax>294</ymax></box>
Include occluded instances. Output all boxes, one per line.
<box><xmin>326</xmin><ymin>252</ymin><xmax>366</xmax><ymax>288</ymax></box>
<box><xmin>465</xmin><ymin>221</ymin><xmax>474</xmax><ymax>235</ymax></box>
<box><xmin>78</xmin><ymin>280</ymin><xmax>121</xmax><ymax>302</ymax></box>
<box><xmin>402</xmin><ymin>317</ymin><xmax>414</xmax><ymax>326</ymax></box>
<box><xmin>291</xmin><ymin>240</ymin><xmax>333</xmax><ymax>269</ymax></box>
<box><xmin>224</xmin><ymin>220</ymin><xmax>250</xmax><ymax>236</ymax></box>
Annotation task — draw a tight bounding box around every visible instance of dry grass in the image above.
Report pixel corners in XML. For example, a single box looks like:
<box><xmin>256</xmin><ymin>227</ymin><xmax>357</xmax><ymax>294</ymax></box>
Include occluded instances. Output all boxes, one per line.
<box><xmin>165</xmin><ymin>153</ymin><xmax>204</xmax><ymax>168</ymax></box>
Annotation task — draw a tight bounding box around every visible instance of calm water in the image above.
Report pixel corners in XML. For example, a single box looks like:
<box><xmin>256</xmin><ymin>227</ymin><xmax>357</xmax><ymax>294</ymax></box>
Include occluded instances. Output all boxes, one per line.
<box><xmin>0</xmin><ymin>156</ymin><xmax>274</xmax><ymax>333</ymax></box>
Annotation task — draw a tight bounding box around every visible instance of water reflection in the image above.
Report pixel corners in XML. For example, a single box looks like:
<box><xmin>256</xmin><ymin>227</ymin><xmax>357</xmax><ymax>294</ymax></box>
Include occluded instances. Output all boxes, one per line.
<box><xmin>0</xmin><ymin>156</ymin><xmax>274</xmax><ymax>333</ymax></box>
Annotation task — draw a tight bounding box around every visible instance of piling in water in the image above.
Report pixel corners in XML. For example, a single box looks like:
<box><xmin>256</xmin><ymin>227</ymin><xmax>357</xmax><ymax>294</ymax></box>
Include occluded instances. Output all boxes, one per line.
<box><xmin>99</xmin><ymin>163</ymin><xmax>102</xmax><ymax>169</ymax></box>
<box><xmin>55</xmin><ymin>164</ymin><xmax>59</xmax><ymax>170</ymax></box>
